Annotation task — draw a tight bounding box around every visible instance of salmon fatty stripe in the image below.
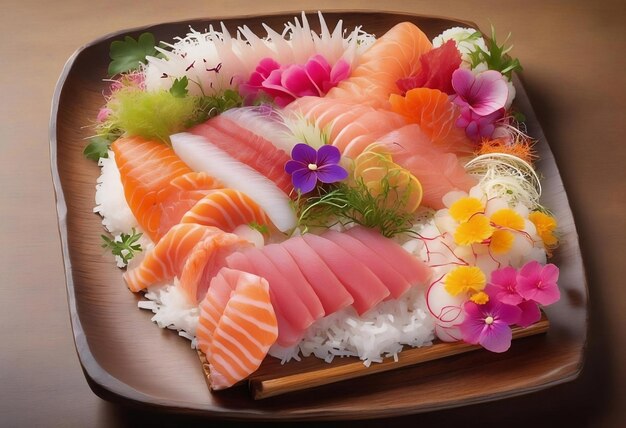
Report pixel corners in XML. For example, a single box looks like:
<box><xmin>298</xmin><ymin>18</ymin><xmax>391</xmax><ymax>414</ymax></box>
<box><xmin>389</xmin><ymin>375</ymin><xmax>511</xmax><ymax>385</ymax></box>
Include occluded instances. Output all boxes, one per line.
<box><xmin>123</xmin><ymin>224</ymin><xmax>222</xmax><ymax>292</ymax></box>
<box><xmin>346</xmin><ymin>226</ymin><xmax>432</xmax><ymax>286</ymax></box>
<box><xmin>178</xmin><ymin>232</ymin><xmax>254</xmax><ymax>304</ymax></box>
<box><xmin>325</xmin><ymin>22</ymin><xmax>432</xmax><ymax>109</ymax></box>
<box><xmin>188</xmin><ymin>115</ymin><xmax>292</xmax><ymax>194</ymax></box>
<box><xmin>112</xmin><ymin>136</ymin><xmax>195</xmax><ymax>241</ymax></box>
<box><xmin>171</xmin><ymin>132</ymin><xmax>297</xmax><ymax>232</ymax></box>
<box><xmin>179</xmin><ymin>188</ymin><xmax>270</xmax><ymax>233</ymax></box>
<box><xmin>196</xmin><ymin>268</ymin><xmax>278</xmax><ymax>390</ymax></box>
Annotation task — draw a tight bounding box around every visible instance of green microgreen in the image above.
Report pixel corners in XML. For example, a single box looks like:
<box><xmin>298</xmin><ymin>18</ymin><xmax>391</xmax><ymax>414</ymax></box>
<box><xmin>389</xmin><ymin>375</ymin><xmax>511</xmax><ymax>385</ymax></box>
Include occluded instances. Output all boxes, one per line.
<box><xmin>169</xmin><ymin>76</ymin><xmax>189</xmax><ymax>98</ymax></box>
<box><xmin>108</xmin><ymin>33</ymin><xmax>158</xmax><ymax>76</ymax></box>
<box><xmin>101</xmin><ymin>228</ymin><xmax>143</xmax><ymax>265</ymax></box>
<box><xmin>83</xmin><ymin>135</ymin><xmax>115</xmax><ymax>161</ymax></box>
<box><xmin>469</xmin><ymin>25</ymin><xmax>523</xmax><ymax>78</ymax></box>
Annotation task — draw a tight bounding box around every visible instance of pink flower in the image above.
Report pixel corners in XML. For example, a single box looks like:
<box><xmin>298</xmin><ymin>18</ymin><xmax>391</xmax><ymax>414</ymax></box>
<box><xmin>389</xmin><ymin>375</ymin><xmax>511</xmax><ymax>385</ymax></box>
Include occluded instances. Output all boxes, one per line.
<box><xmin>452</xmin><ymin>68</ymin><xmax>509</xmax><ymax>116</ymax></box>
<box><xmin>516</xmin><ymin>261</ymin><xmax>560</xmax><ymax>306</ymax></box>
<box><xmin>459</xmin><ymin>293</ymin><xmax>522</xmax><ymax>353</ymax></box>
<box><xmin>240</xmin><ymin>55</ymin><xmax>350</xmax><ymax>107</ymax></box>
<box><xmin>516</xmin><ymin>300</ymin><xmax>541</xmax><ymax>328</ymax></box>
<box><xmin>96</xmin><ymin>107</ymin><xmax>112</xmax><ymax>122</ymax></box>
<box><xmin>486</xmin><ymin>266</ymin><xmax>522</xmax><ymax>305</ymax></box>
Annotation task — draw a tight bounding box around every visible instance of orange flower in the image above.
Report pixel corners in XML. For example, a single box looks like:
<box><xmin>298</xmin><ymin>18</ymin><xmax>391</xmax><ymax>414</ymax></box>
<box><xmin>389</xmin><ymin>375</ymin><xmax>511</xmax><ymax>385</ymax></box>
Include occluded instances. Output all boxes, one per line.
<box><xmin>454</xmin><ymin>214</ymin><xmax>494</xmax><ymax>245</ymax></box>
<box><xmin>449</xmin><ymin>197</ymin><xmax>484</xmax><ymax>222</ymax></box>
<box><xmin>489</xmin><ymin>229</ymin><xmax>515</xmax><ymax>254</ymax></box>
<box><xmin>444</xmin><ymin>266</ymin><xmax>486</xmax><ymax>297</ymax></box>
<box><xmin>490</xmin><ymin>208</ymin><xmax>525</xmax><ymax>230</ymax></box>
<box><xmin>529</xmin><ymin>211</ymin><xmax>558</xmax><ymax>247</ymax></box>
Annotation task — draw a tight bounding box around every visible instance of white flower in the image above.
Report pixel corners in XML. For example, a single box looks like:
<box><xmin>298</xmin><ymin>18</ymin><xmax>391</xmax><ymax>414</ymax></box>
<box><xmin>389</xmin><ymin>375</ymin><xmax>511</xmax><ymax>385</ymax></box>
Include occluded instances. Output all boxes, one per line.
<box><xmin>432</xmin><ymin>27</ymin><xmax>488</xmax><ymax>69</ymax></box>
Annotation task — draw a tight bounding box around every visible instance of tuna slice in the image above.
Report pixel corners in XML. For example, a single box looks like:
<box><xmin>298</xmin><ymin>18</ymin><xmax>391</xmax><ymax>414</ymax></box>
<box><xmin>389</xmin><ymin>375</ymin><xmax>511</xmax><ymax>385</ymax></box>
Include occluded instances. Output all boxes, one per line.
<box><xmin>196</xmin><ymin>267</ymin><xmax>278</xmax><ymax>390</ymax></box>
<box><xmin>321</xmin><ymin>230</ymin><xmax>412</xmax><ymax>299</ymax></box>
<box><xmin>345</xmin><ymin>226</ymin><xmax>431</xmax><ymax>286</ymax></box>
<box><xmin>301</xmin><ymin>234</ymin><xmax>390</xmax><ymax>314</ymax></box>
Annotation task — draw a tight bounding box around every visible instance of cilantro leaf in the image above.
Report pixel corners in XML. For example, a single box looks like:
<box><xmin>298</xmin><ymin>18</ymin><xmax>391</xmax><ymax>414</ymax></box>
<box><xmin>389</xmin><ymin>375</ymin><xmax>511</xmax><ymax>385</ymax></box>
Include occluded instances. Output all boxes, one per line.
<box><xmin>83</xmin><ymin>136</ymin><xmax>112</xmax><ymax>161</ymax></box>
<box><xmin>101</xmin><ymin>228</ymin><xmax>143</xmax><ymax>265</ymax></box>
<box><xmin>108</xmin><ymin>32</ymin><xmax>157</xmax><ymax>76</ymax></box>
<box><xmin>169</xmin><ymin>76</ymin><xmax>189</xmax><ymax>98</ymax></box>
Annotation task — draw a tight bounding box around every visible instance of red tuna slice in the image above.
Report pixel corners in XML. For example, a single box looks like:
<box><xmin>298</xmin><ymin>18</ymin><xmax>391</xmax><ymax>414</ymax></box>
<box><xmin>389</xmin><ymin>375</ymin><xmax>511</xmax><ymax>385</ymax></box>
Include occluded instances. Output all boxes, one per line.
<box><xmin>321</xmin><ymin>230</ymin><xmax>412</xmax><ymax>299</ymax></box>
<box><xmin>346</xmin><ymin>226</ymin><xmax>431</xmax><ymax>286</ymax></box>
<box><xmin>225</xmin><ymin>251</ymin><xmax>306</xmax><ymax>347</ymax></box>
<box><xmin>260</xmin><ymin>244</ymin><xmax>325</xmax><ymax>319</ymax></box>
<box><xmin>301</xmin><ymin>234</ymin><xmax>390</xmax><ymax>314</ymax></box>
<box><xmin>281</xmin><ymin>237</ymin><xmax>354</xmax><ymax>315</ymax></box>
<box><xmin>188</xmin><ymin>116</ymin><xmax>293</xmax><ymax>195</ymax></box>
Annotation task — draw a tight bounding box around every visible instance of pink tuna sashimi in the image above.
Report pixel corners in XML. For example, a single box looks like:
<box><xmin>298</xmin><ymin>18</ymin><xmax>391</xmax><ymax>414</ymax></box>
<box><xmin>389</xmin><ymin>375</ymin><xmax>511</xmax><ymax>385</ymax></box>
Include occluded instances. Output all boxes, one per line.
<box><xmin>287</xmin><ymin>97</ymin><xmax>407</xmax><ymax>159</ymax></box>
<box><xmin>324</xmin><ymin>22</ymin><xmax>432</xmax><ymax>109</ymax></box>
<box><xmin>224</xmin><ymin>251</ymin><xmax>307</xmax><ymax>346</ymax></box>
<box><xmin>374</xmin><ymin>124</ymin><xmax>476</xmax><ymax>209</ymax></box>
<box><xmin>243</xmin><ymin>247</ymin><xmax>324</xmax><ymax>321</ymax></box>
<box><xmin>301</xmin><ymin>234</ymin><xmax>390</xmax><ymax>314</ymax></box>
<box><xmin>321</xmin><ymin>230</ymin><xmax>411</xmax><ymax>299</ymax></box>
<box><xmin>188</xmin><ymin>116</ymin><xmax>292</xmax><ymax>194</ymax></box>
<box><xmin>260</xmin><ymin>244</ymin><xmax>325</xmax><ymax>319</ymax></box>
<box><xmin>280</xmin><ymin>237</ymin><xmax>354</xmax><ymax>315</ymax></box>
<box><xmin>346</xmin><ymin>226</ymin><xmax>431</xmax><ymax>286</ymax></box>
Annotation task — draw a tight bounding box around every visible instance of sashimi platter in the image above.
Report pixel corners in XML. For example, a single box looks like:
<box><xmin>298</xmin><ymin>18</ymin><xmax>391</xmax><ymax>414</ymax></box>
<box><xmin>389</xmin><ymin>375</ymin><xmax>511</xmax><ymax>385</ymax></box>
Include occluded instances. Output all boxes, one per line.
<box><xmin>77</xmin><ymin>11</ymin><xmax>567</xmax><ymax>401</ymax></box>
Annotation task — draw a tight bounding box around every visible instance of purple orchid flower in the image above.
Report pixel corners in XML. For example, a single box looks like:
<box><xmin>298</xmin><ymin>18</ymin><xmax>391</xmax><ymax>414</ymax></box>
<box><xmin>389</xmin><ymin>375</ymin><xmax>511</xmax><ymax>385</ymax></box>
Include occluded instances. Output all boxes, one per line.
<box><xmin>452</xmin><ymin>68</ymin><xmax>509</xmax><ymax>116</ymax></box>
<box><xmin>456</xmin><ymin>105</ymin><xmax>504</xmax><ymax>141</ymax></box>
<box><xmin>285</xmin><ymin>144</ymin><xmax>348</xmax><ymax>194</ymax></box>
<box><xmin>459</xmin><ymin>292</ymin><xmax>522</xmax><ymax>353</ymax></box>
<box><xmin>516</xmin><ymin>261</ymin><xmax>560</xmax><ymax>306</ymax></box>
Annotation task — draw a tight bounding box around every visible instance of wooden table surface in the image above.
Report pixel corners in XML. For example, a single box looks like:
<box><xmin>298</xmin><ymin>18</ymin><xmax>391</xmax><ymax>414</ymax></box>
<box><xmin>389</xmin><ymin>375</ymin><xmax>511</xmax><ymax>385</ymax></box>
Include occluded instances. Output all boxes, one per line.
<box><xmin>1</xmin><ymin>0</ymin><xmax>624</xmax><ymax>426</ymax></box>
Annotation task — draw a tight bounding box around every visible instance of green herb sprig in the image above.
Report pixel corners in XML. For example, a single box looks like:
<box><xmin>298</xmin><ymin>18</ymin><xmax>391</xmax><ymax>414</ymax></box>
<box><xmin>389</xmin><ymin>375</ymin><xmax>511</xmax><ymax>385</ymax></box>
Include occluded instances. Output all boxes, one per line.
<box><xmin>101</xmin><ymin>228</ymin><xmax>143</xmax><ymax>265</ymax></box>
<box><xmin>108</xmin><ymin>33</ymin><xmax>158</xmax><ymax>76</ymax></box>
<box><xmin>469</xmin><ymin>25</ymin><xmax>523</xmax><ymax>78</ymax></box>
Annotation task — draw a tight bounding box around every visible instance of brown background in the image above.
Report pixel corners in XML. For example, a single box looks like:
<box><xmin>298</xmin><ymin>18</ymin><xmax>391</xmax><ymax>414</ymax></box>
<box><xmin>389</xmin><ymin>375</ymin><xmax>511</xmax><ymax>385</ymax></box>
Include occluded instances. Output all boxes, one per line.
<box><xmin>1</xmin><ymin>0</ymin><xmax>624</xmax><ymax>427</ymax></box>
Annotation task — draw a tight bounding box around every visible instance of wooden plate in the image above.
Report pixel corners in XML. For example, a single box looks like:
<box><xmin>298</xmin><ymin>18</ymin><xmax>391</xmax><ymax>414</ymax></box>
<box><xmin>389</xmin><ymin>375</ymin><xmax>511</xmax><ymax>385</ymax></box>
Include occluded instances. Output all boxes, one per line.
<box><xmin>50</xmin><ymin>11</ymin><xmax>588</xmax><ymax>420</ymax></box>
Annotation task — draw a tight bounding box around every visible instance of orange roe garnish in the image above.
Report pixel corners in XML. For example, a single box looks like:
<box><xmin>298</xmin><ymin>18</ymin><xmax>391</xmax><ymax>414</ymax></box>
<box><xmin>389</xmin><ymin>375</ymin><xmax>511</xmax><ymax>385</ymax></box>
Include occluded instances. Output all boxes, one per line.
<box><xmin>477</xmin><ymin>138</ymin><xmax>535</xmax><ymax>164</ymax></box>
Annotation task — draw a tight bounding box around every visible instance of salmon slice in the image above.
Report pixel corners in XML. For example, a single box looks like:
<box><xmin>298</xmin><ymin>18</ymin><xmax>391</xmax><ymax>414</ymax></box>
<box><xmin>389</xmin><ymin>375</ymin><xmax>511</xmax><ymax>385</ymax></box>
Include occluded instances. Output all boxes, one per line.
<box><xmin>374</xmin><ymin>124</ymin><xmax>476</xmax><ymax>209</ymax></box>
<box><xmin>301</xmin><ymin>234</ymin><xmax>390</xmax><ymax>314</ymax></box>
<box><xmin>224</xmin><ymin>251</ymin><xmax>303</xmax><ymax>347</ymax></box>
<box><xmin>196</xmin><ymin>267</ymin><xmax>278</xmax><ymax>390</ymax></box>
<box><xmin>188</xmin><ymin>116</ymin><xmax>292</xmax><ymax>194</ymax></box>
<box><xmin>179</xmin><ymin>188</ymin><xmax>270</xmax><ymax>233</ymax></box>
<box><xmin>389</xmin><ymin>87</ymin><xmax>474</xmax><ymax>155</ymax></box>
<box><xmin>123</xmin><ymin>224</ymin><xmax>221</xmax><ymax>292</ymax></box>
<box><xmin>325</xmin><ymin>22</ymin><xmax>432</xmax><ymax>108</ymax></box>
<box><xmin>178</xmin><ymin>232</ymin><xmax>254</xmax><ymax>304</ymax></box>
<box><xmin>112</xmin><ymin>136</ymin><xmax>192</xmax><ymax>241</ymax></box>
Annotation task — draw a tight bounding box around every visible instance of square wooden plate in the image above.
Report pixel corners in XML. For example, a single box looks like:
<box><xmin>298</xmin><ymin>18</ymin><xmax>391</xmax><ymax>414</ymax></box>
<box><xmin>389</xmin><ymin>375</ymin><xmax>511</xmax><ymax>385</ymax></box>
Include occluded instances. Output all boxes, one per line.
<box><xmin>50</xmin><ymin>11</ymin><xmax>587</xmax><ymax>421</ymax></box>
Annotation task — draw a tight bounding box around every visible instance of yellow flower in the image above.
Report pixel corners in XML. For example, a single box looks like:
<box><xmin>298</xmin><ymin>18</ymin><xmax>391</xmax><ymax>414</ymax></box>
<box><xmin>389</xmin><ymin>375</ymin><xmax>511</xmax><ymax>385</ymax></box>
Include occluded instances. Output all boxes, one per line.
<box><xmin>444</xmin><ymin>266</ymin><xmax>486</xmax><ymax>296</ymax></box>
<box><xmin>449</xmin><ymin>197</ymin><xmax>484</xmax><ymax>222</ymax></box>
<box><xmin>490</xmin><ymin>208</ymin><xmax>525</xmax><ymax>230</ymax></box>
<box><xmin>489</xmin><ymin>229</ymin><xmax>515</xmax><ymax>254</ymax></box>
<box><xmin>470</xmin><ymin>291</ymin><xmax>490</xmax><ymax>304</ymax></box>
<box><xmin>529</xmin><ymin>211</ymin><xmax>558</xmax><ymax>247</ymax></box>
<box><xmin>454</xmin><ymin>214</ymin><xmax>494</xmax><ymax>245</ymax></box>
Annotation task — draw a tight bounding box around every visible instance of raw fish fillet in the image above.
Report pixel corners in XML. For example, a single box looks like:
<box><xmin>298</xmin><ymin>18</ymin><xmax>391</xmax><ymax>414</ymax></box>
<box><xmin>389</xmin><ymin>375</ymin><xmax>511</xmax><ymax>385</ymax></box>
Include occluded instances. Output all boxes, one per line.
<box><xmin>196</xmin><ymin>268</ymin><xmax>278</xmax><ymax>390</ymax></box>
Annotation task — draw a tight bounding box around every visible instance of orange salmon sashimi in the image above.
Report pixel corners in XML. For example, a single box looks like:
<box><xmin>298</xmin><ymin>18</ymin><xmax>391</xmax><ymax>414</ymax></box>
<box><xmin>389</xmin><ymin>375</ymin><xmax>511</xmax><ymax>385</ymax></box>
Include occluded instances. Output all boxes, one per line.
<box><xmin>112</xmin><ymin>137</ymin><xmax>223</xmax><ymax>241</ymax></box>
<box><xmin>123</xmin><ymin>224</ymin><xmax>223</xmax><ymax>292</ymax></box>
<box><xmin>197</xmin><ymin>267</ymin><xmax>278</xmax><ymax>390</ymax></box>
<box><xmin>325</xmin><ymin>22</ymin><xmax>432</xmax><ymax>109</ymax></box>
<box><xmin>178</xmin><ymin>232</ymin><xmax>254</xmax><ymax>304</ymax></box>
<box><xmin>179</xmin><ymin>188</ymin><xmax>270</xmax><ymax>233</ymax></box>
<box><xmin>389</xmin><ymin>87</ymin><xmax>474</xmax><ymax>155</ymax></box>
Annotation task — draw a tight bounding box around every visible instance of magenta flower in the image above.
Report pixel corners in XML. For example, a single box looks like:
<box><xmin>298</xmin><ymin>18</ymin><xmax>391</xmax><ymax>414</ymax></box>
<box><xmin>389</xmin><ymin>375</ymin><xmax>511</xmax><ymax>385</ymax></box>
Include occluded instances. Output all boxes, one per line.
<box><xmin>97</xmin><ymin>107</ymin><xmax>112</xmax><ymax>122</ymax></box>
<box><xmin>452</xmin><ymin>68</ymin><xmax>509</xmax><ymax>116</ymax></box>
<box><xmin>285</xmin><ymin>144</ymin><xmax>348</xmax><ymax>193</ymax></box>
<box><xmin>456</xmin><ymin>105</ymin><xmax>504</xmax><ymax>141</ymax></box>
<box><xmin>516</xmin><ymin>261</ymin><xmax>560</xmax><ymax>306</ymax></box>
<box><xmin>240</xmin><ymin>55</ymin><xmax>350</xmax><ymax>107</ymax></box>
<box><xmin>516</xmin><ymin>300</ymin><xmax>541</xmax><ymax>328</ymax></box>
<box><xmin>486</xmin><ymin>266</ymin><xmax>523</xmax><ymax>305</ymax></box>
<box><xmin>459</xmin><ymin>293</ymin><xmax>522</xmax><ymax>353</ymax></box>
